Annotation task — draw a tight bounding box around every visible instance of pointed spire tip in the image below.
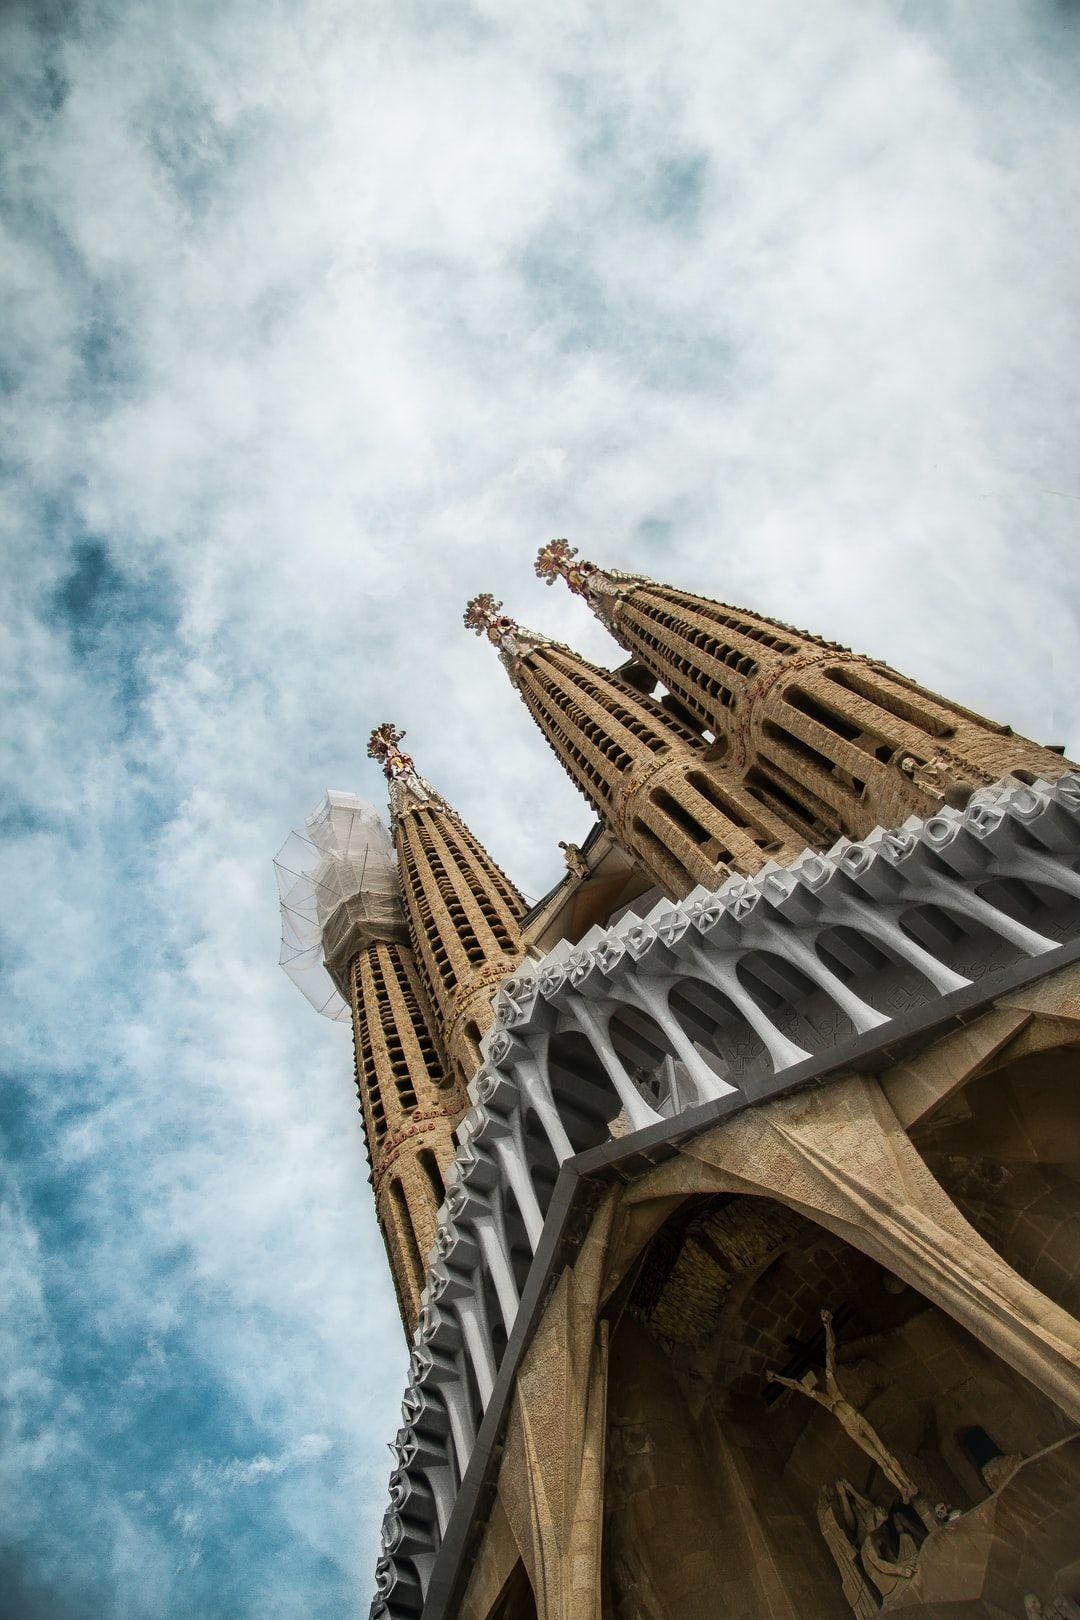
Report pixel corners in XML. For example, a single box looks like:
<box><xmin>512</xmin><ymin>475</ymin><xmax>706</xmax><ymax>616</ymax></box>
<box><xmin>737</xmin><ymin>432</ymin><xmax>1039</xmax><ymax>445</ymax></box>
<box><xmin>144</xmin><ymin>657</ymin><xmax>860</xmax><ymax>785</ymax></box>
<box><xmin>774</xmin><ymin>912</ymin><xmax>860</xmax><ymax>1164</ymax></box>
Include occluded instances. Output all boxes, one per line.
<box><xmin>534</xmin><ymin>538</ymin><xmax>596</xmax><ymax>597</ymax></box>
<box><xmin>367</xmin><ymin>722</ymin><xmax>415</xmax><ymax>782</ymax></box>
<box><xmin>464</xmin><ymin>593</ymin><xmax>518</xmax><ymax>643</ymax></box>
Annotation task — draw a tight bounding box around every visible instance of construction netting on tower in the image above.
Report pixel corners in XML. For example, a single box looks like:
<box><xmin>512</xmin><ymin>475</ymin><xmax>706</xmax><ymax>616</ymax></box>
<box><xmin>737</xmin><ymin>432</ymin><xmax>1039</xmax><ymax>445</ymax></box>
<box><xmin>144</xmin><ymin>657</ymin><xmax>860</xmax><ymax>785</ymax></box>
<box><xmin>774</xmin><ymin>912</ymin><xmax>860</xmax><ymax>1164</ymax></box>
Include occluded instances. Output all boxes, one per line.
<box><xmin>274</xmin><ymin>791</ymin><xmax>407</xmax><ymax>1021</ymax></box>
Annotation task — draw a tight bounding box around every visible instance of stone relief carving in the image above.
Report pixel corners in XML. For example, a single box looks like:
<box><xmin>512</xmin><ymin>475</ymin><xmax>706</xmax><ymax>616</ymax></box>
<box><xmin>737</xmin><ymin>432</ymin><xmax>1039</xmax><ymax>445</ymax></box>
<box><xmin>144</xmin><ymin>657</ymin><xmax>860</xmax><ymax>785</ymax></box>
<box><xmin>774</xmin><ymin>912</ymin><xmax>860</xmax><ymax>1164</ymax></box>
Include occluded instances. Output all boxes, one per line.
<box><xmin>1025</xmin><ymin>1596</ymin><xmax>1080</xmax><ymax>1620</ymax></box>
<box><xmin>818</xmin><ymin>1477</ymin><xmax>924</xmax><ymax>1616</ymax></box>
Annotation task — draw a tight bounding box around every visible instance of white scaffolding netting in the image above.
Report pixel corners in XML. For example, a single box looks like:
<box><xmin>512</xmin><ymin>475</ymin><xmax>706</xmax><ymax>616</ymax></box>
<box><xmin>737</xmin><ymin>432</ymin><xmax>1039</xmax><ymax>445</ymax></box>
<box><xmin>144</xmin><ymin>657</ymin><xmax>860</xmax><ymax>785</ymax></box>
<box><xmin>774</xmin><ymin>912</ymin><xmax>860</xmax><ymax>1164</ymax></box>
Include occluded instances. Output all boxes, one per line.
<box><xmin>274</xmin><ymin>791</ymin><xmax>406</xmax><ymax>1021</ymax></box>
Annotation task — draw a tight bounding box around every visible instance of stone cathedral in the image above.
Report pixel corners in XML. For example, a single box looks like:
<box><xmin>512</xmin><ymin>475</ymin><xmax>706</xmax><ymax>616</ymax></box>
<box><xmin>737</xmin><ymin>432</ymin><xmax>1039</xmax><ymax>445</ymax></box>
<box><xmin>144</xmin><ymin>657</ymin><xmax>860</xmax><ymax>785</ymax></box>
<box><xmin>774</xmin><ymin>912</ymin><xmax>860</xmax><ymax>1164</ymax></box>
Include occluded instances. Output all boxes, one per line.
<box><xmin>276</xmin><ymin>544</ymin><xmax>1080</xmax><ymax>1620</ymax></box>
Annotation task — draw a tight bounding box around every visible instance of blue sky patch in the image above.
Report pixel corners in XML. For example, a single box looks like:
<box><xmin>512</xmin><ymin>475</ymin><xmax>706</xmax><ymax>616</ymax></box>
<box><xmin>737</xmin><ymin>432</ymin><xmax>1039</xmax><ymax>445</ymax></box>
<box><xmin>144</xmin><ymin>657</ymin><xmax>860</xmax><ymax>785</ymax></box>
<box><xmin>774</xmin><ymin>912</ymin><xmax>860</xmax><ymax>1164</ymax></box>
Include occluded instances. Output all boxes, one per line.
<box><xmin>2</xmin><ymin>3</ymin><xmax>1079</xmax><ymax>1617</ymax></box>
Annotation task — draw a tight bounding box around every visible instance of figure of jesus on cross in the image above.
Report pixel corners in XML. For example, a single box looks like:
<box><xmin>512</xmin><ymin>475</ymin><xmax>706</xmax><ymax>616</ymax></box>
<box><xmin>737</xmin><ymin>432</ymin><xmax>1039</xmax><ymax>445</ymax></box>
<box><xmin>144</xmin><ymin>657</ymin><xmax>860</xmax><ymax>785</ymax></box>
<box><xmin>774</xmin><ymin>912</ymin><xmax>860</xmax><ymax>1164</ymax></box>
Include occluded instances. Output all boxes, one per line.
<box><xmin>768</xmin><ymin>1310</ymin><xmax>920</xmax><ymax>1504</ymax></box>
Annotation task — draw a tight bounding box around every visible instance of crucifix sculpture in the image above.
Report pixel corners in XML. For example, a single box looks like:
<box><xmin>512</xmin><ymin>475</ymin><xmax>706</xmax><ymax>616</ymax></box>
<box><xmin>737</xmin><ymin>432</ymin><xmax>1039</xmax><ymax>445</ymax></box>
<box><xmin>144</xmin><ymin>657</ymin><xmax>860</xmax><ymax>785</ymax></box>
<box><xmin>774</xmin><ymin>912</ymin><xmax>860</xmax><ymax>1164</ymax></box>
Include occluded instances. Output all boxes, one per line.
<box><xmin>768</xmin><ymin>1310</ymin><xmax>920</xmax><ymax>1504</ymax></box>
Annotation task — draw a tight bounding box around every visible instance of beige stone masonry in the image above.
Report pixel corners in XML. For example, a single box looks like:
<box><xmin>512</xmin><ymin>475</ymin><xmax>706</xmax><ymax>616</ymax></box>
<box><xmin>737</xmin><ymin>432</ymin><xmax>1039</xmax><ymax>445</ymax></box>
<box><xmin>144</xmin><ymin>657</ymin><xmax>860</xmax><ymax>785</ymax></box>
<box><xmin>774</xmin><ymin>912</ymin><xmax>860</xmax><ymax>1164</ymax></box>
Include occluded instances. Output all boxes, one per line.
<box><xmin>462</xmin><ymin>1194</ymin><xmax>619</xmax><ymax>1620</ymax></box>
<box><xmin>461</xmin><ymin>1007</ymin><xmax>1080</xmax><ymax>1617</ymax></box>
<box><xmin>881</xmin><ymin>959</ymin><xmax>1080</xmax><ymax>1129</ymax></box>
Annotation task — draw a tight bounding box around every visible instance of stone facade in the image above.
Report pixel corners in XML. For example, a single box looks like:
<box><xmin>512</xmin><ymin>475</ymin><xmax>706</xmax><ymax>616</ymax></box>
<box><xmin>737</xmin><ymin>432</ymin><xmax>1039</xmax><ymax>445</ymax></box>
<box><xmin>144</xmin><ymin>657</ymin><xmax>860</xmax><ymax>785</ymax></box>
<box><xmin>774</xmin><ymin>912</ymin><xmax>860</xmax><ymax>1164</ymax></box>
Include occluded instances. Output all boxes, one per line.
<box><xmin>450</xmin><ymin>963</ymin><xmax>1080</xmax><ymax>1620</ymax></box>
<box><xmin>278</xmin><ymin>556</ymin><xmax>1080</xmax><ymax>1620</ymax></box>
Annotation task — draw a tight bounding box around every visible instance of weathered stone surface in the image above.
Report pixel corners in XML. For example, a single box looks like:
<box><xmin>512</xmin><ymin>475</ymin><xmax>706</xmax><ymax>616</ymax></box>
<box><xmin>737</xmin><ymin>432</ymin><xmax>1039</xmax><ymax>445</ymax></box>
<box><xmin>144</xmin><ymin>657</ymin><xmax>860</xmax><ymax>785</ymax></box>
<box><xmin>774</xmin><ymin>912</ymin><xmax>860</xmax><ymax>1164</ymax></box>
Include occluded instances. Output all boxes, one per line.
<box><xmin>880</xmin><ymin>1005</ymin><xmax>1032</xmax><ymax>1129</ymax></box>
<box><xmin>454</xmin><ymin>1056</ymin><xmax>1080</xmax><ymax>1620</ymax></box>
<box><xmin>350</xmin><ymin>557</ymin><xmax>1080</xmax><ymax>1618</ymax></box>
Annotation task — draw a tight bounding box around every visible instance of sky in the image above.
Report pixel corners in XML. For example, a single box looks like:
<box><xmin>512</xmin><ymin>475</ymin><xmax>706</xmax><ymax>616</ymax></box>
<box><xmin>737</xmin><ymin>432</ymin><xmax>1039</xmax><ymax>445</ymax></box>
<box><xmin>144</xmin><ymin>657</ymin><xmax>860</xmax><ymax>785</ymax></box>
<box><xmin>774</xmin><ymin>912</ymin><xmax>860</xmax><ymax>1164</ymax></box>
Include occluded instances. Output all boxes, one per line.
<box><xmin>2</xmin><ymin>1</ymin><xmax>1079</xmax><ymax>1615</ymax></box>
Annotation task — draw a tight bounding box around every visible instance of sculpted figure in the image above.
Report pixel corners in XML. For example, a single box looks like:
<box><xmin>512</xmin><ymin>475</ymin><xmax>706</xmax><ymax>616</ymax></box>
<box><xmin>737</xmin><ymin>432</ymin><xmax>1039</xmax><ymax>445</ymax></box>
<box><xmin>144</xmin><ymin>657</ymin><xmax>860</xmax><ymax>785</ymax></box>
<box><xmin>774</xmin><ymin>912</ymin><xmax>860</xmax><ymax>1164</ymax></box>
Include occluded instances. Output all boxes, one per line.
<box><xmin>768</xmin><ymin>1310</ymin><xmax>920</xmax><ymax>1504</ymax></box>
<box><xmin>1025</xmin><ymin>1598</ymin><xmax>1080</xmax><ymax>1620</ymax></box>
<box><xmin>819</xmin><ymin>1479</ymin><xmax>923</xmax><ymax>1616</ymax></box>
<box><xmin>817</xmin><ymin>1482</ymin><xmax>880</xmax><ymax>1619</ymax></box>
<box><xmin>558</xmin><ymin>839</ymin><xmax>590</xmax><ymax>882</ymax></box>
<box><xmin>859</xmin><ymin>1508</ymin><xmax>920</xmax><ymax>1602</ymax></box>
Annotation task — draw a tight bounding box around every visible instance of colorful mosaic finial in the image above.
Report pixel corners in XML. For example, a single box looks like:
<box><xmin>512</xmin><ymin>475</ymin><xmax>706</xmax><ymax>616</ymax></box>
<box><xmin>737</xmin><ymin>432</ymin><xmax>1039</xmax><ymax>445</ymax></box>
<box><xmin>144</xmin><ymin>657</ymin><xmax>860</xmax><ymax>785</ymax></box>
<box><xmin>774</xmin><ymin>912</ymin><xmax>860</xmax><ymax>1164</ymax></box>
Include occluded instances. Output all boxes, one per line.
<box><xmin>463</xmin><ymin>593</ymin><xmax>518</xmax><ymax>645</ymax></box>
<box><xmin>367</xmin><ymin>722</ymin><xmax>415</xmax><ymax>781</ymax></box>
<box><xmin>534</xmin><ymin>538</ymin><xmax>597</xmax><ymax>598</ymax></box>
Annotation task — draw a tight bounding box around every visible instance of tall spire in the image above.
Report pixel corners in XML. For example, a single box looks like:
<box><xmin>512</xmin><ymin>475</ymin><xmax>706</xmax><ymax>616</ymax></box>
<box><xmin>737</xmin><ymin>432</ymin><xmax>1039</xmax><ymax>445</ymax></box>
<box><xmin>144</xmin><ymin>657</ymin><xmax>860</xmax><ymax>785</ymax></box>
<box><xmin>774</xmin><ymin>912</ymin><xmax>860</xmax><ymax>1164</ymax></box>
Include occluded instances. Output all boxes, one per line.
<box><xmin>367</xmin><ymin>722</ymin><xmax>527</xmax><ymax>1082</ymax></box>
<box><xmin>535</xmin><ymin>540</ymin><xmax>1074</xmax><ymax>837</ymax></box>
<box><xmin>464</xmin><ymin>594</ymin><xmax>811</xmax><ymax>898</ymax></box>
<box><xmin>461</xmin><ymin>593</ymin><xmax>557</xmax><ymax>684</ymax></box>
<box><xmin>276</xmin><ymin>794</ymin><xmax>457</xmax><ymax>1340</ymax></box>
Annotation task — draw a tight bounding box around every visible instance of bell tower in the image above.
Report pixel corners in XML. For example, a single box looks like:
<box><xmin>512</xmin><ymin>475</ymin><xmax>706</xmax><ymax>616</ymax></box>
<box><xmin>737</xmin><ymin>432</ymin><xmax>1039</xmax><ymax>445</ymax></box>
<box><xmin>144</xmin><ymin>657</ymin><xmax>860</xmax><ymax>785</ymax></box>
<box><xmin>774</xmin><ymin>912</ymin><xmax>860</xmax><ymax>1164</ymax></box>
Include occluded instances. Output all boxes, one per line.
<box><xmin>535</xmin><ymin>538</ymin><xmax>1072</xmax><ymax>837</ymax></box>
<box><xmin>463</xmin><ymin>591</ymin><xmax>810</xmax><ymax>898</ymax></box>
<box><xmin>274</xmin><ymin>793</ymin><xmax>457</xmax><ymax>1338</ymax></box>
<box><xmin>366</xmin><ymin>723</ymin><xmax>528</xmax><ymax>1083</ymax></box>
<box><xmin>349</xmin><ymin>936</ymin><xmax>457</xmax><ymax>1337</ymax></box>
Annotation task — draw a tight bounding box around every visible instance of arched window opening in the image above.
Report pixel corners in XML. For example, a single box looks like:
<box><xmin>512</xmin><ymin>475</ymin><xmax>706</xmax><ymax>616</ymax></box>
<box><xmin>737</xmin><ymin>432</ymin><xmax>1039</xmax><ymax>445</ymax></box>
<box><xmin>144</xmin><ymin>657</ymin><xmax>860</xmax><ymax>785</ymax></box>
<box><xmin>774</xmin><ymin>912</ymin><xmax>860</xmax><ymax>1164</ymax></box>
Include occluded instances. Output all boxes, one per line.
<box><xmin>744</xmin><ymin>761</ymin><xmax>842</xmax><ymax>841</ymax></box>
<box><xmin>686</xmin><ymin>768</ymin><xmax>751</xmax><ymax>829</ymax></box>
<box><xmin>762</xmin><ymin>720</ymin><xmax>857</xmax><ymax>795</ymax></box>
<box><xmin>785</xmin><ymin>685</ymin><xmax>865</xmax><ymax>745</ymax></box>
<box><xmin>388</xmin><ymin>1178</ymin><xmax>424</xmax><ymax>1299</ymax></box>
<box><xmin>417</xmin><ymin>1147</ymin><xmax>445</xmax><ymax>1221</ymax></box>
<box><xmin>632</xmin><ymin>813</ymin><xmax>680</xmax><ymax>882</ymax></box>
<box><xmin>463</xmin><ymin>1017</ymin><xmax>484</xmax><ymax>1069</ymax></box>
<box><xmin>823</xmin><ymin>665</ymin><xmax>957</xmax><ymax>739</ymax></box>
<box><xmin>654</xmin><ymin>787</ymin><xmax>712</xmax><ymax>848</ymax></box>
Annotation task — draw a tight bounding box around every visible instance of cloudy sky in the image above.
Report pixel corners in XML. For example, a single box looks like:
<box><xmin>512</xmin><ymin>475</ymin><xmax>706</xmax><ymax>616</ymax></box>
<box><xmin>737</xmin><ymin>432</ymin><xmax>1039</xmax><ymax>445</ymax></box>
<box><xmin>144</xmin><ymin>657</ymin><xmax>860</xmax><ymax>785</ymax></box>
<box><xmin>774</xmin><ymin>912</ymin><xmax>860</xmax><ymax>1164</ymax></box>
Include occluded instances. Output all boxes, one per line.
<box><xmin>2</xmin><ymin>1</ymin><xmax>1079</xmax><ymax>1615</ymax></box>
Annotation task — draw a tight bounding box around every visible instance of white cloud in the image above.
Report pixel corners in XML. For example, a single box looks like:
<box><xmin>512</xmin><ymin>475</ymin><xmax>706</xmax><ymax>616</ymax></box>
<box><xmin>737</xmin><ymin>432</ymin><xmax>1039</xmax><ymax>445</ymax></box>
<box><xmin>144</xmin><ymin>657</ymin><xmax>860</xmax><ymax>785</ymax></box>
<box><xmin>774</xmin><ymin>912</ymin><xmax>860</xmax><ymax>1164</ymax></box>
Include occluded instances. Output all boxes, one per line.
<box><xmin>3</xmin><ymin>0</ymin><xmax>1079</xmax><ymax>1611</ymax></box>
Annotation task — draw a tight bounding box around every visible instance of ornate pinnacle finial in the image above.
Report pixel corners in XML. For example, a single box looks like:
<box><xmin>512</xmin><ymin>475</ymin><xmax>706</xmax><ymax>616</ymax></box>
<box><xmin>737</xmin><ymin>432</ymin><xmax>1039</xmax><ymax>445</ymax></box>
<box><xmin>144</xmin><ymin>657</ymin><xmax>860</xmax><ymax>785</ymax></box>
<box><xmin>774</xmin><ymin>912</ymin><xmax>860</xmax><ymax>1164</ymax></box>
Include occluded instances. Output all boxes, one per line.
<box><xmin>464</xmin><ymin>594</ymin><xmax>563</xmax><ymax>685</ymax></box>
<box><xmin>463</xmin><ymin>593</ymin><xmax>518</xmax><ymax>645</ymax></box>
<box><xmin>535</xmin><ymin>538</ymin><xmax>597</xmax><ymax>598</ymax></box>
<box><xmin>367</xmin><ymin>722</ymin><xmax>415</xmax><ymax>781</ymax></box>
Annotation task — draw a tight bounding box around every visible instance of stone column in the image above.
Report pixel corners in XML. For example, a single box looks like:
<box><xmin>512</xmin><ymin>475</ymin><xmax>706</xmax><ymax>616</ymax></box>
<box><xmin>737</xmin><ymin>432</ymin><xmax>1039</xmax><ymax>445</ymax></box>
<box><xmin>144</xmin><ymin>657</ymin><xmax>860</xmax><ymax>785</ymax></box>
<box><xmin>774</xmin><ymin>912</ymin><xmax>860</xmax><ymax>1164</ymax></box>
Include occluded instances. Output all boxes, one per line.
<box><xmin>490</xmin><ymin>1194</ymin><xmax>618</xmax><ymax>1620</ymax></box>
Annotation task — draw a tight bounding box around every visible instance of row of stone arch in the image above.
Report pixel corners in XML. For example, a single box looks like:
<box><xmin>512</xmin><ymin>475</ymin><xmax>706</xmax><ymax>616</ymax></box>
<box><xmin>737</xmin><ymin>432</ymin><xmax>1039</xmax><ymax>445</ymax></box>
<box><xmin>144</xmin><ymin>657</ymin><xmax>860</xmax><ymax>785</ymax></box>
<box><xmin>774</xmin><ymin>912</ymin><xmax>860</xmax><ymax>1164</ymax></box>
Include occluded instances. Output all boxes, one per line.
<box><xmin>459</xmin><ymin>968</ymin><xmax>1080</xmax><ymax>1620</ymax></box>
<box><xmin>373</xmin><ymin>781</ymin><xmax>1080</xmax><ymax>1616</ymax></box>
